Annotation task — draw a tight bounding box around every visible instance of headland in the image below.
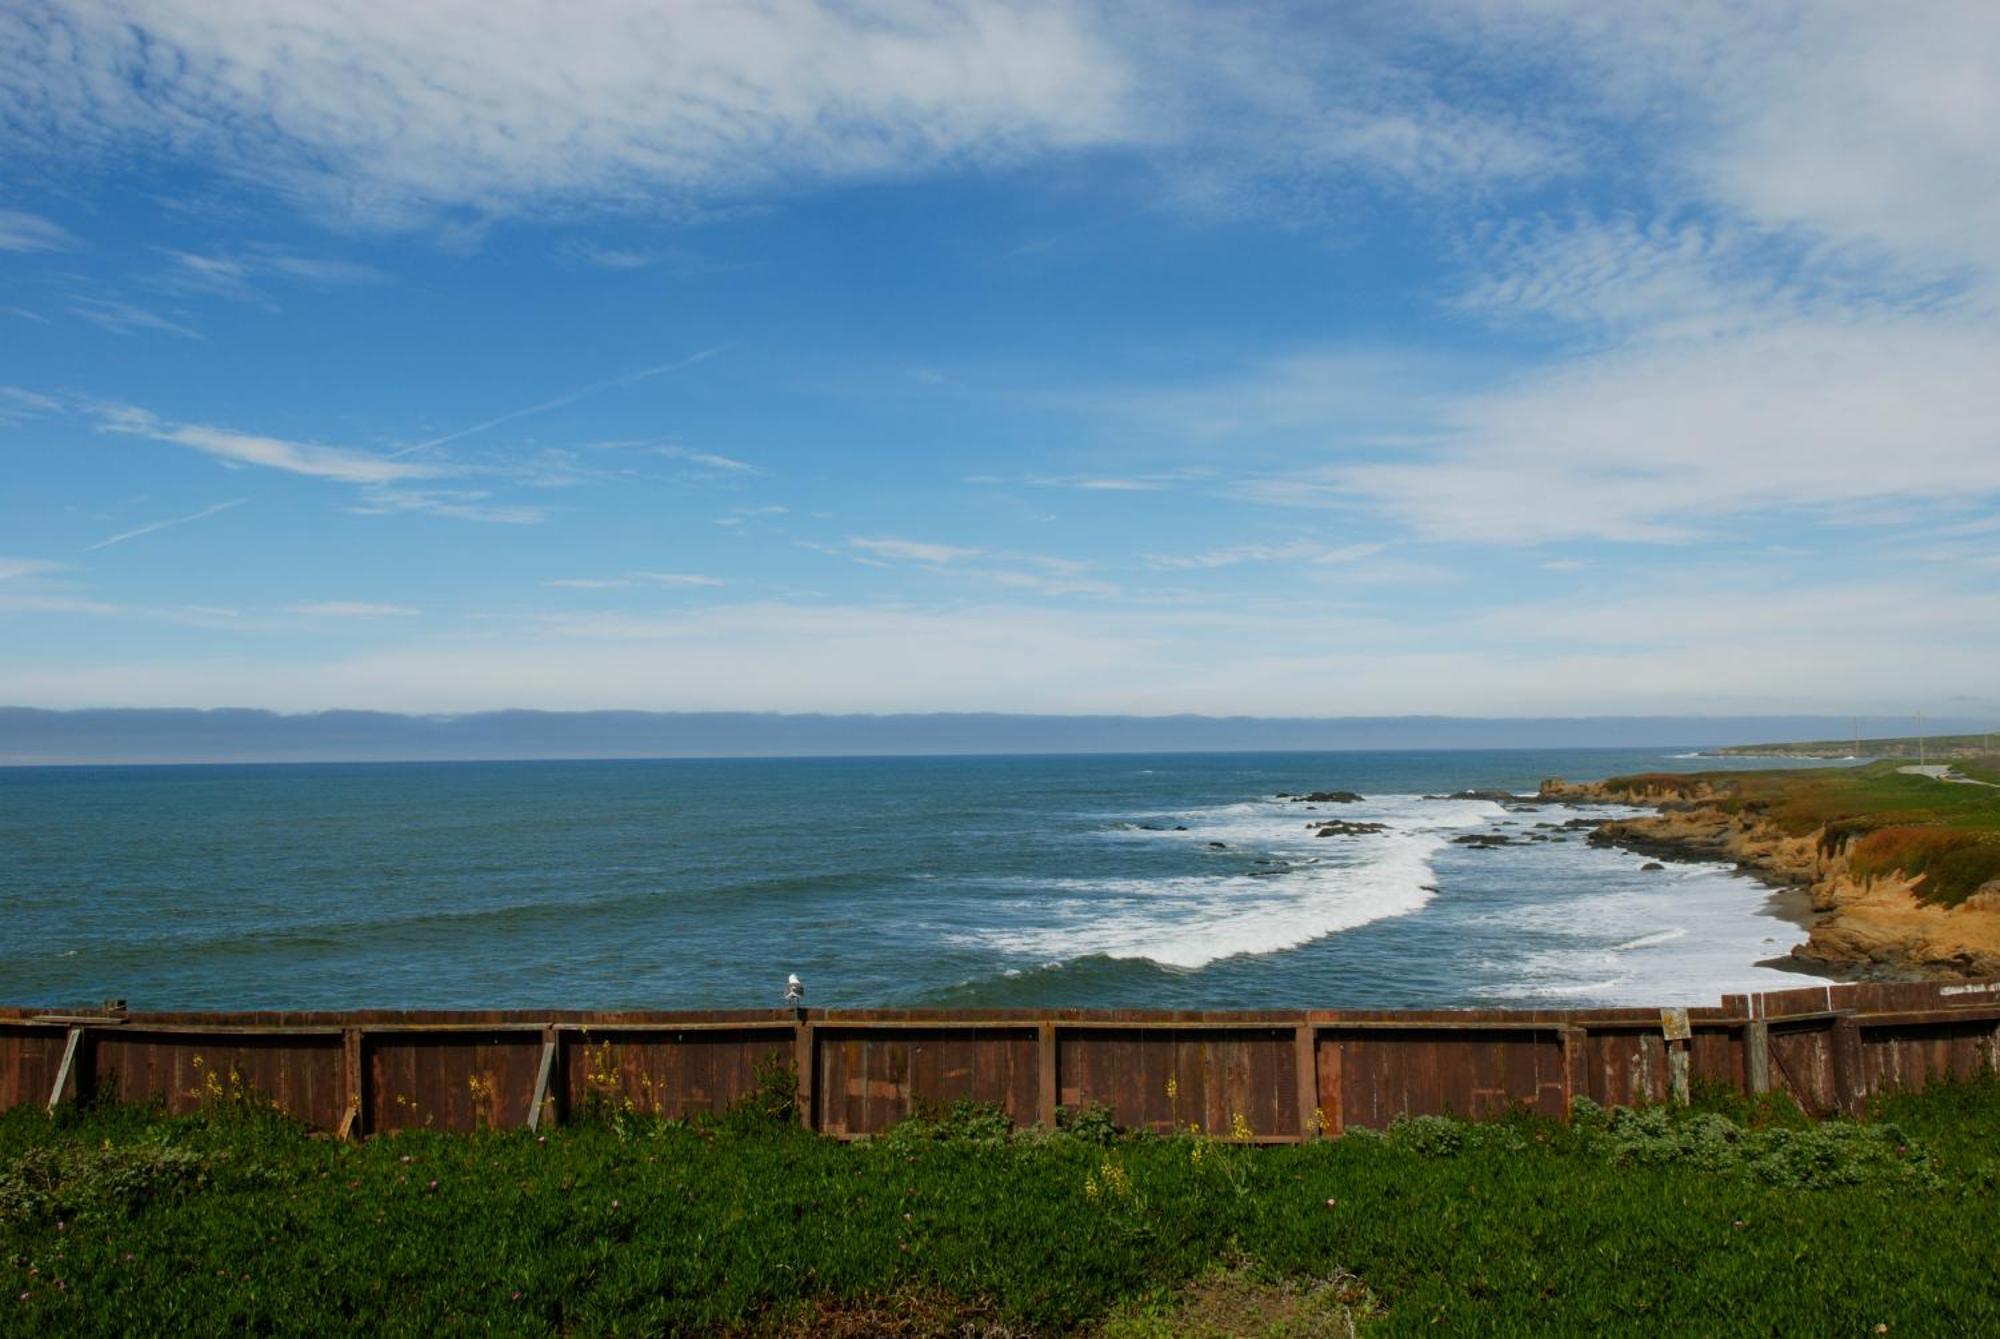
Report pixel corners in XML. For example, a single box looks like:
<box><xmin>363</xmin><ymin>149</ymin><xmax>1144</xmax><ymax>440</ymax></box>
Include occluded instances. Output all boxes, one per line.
<box><xmin>1543</xmin><ymin>757</ymin><xmax>2000</xmax><ymax>979</ymax></box>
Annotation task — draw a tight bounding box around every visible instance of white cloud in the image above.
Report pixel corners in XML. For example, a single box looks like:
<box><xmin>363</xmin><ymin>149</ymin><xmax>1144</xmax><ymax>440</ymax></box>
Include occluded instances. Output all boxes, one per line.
<box><xmin>0</xmin><ymin>207</ymin><xmax>76</xmax><ymax>251</ymax></box>
<box><xmin>1338</xmin><ymin>313</ymin><xmax>2000</xmax><ymax>543</ymax></box>
<box><xmin>98</xmin><ymin>407</ymin><xmax>431</xmax><ymax>485</ymax></box>
<box><xmin>68</xmin><ymin>297</ymin><xmax>202</xmax><ymax>339</ymax></box>
<box><xmin>0</xmin><ymin>2</ymin><xmax>1601</xmax><ymax>237</ymax></box>
<box><xmin>1148</xmin><ymin>540</ymin><xmax>1384</xmax><ymax>571</ymax></box>
<box><xmin>3</xmin><ymin>0</ymin><xmax>1135</xmax><ymax>224</ymax></box>
<box><xmin>1437</xmin><ymin>2</ymin><xmax>2000</xmax><ymax>280</ymax></box>
<box><xmin>848</xmin><ymin>536</ymin><xmax>984</xmax><ymax>564</ymax></box>
<box><xmin>542</xmin><ymin>572</ymin><xmax>725</xmax><ymax>590</ymax></box>
<box><xmin>646</xmin><ymin>445</ymin><xmax>758</xmax><ymax>474</ymax></box>
<box><xmin>158</xmin><ymin>246</ymin><xmax>389</xmax><ymax>304</ymax></box>
<box><xmin>5</xmin><ymin>584</ymin><xmax>1995</xmax><ymax>715</ymax></box>
<box><xmin>0</xmin><ymin>557</ymin><xmax>62</xmax><ymax>581</ymax></box>
<box><xmin>346</xmin><ymin>488</ymin><xmax>545</xmax><ymax>525</ymax></box>
<box><xmin>976</xmin><ymin>567</ymin><xmax>1120</xmax><ymax>598</ymax></box>
<box><xmin>0</xmin><ymin>590</ymin><xmax>244</xmax><ymax>627</ymax></box>
<box><xmin>287</xmin><ymin>601</ymin><xmax>419</xmax><ymax>617</ymax></box>
<box><xmin>1</xmin><ymin>386</ymin><xmax>62</xmax><ymax>420</ymax></box>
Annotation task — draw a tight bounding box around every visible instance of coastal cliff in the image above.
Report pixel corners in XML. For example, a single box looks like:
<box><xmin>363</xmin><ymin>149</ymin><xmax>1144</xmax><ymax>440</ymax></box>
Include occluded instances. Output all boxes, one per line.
<box><xmin>1541</xmin><ymin>771</ymin><xmax>2000</xmax><ymax>979</ymax></box>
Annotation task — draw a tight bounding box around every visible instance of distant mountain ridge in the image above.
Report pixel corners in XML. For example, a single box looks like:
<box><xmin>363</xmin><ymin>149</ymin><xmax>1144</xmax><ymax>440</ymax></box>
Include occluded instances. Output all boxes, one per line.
<box><xmin>5</xmin><ymin>707</ymin><xmax>1998</xmax><ymax>765</ymax></box>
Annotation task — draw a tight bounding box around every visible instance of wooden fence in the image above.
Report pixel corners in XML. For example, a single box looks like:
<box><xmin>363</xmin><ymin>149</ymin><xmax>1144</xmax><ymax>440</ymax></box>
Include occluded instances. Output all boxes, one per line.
<box><xmin>5</xmin><ymin>978</ymin><xmax>1999</xmax><ymax>1141</ymax></box>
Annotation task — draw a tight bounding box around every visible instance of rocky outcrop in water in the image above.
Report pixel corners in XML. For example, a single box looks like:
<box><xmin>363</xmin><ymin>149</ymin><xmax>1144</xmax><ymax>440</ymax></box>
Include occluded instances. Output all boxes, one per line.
<box><xmin>1311</xmin><ymin>820</ymin><xmax>1387</xmax><ymax>837</ymax></box>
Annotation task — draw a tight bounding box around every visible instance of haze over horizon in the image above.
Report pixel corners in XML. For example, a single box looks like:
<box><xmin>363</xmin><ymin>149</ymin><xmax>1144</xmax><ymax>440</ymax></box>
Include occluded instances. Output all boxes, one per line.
<box><xmin>6</xmin><ymin>3</ymin><xmax>2000</xmax><ymax>718</ymax></box>
<box><xmin>5</xmin><ymin>705</ymin><xmax>1993</xmax><ymax>766</ymax></box>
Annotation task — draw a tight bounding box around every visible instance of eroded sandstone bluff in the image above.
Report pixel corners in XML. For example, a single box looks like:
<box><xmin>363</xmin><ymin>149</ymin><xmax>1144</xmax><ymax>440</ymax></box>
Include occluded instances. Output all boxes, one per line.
<box><xmin>1539</xmin><ymin>776</ymin><xmax>2000</xmax><ymax>979</ymax></box>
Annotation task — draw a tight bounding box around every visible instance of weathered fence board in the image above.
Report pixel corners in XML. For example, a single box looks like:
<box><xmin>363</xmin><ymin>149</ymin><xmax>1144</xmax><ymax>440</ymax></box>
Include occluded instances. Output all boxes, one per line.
<box><xmin>5</xmin><ymin>978</ymin><xmax>1998</xmax><ymax>1140</ymax></box>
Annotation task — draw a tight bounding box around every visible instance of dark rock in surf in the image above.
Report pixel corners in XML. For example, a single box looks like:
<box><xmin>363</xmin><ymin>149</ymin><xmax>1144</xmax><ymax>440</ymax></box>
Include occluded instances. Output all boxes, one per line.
<box><xmin>1313</xmin><ymin>820</ymin><xmax>1388</xmax><ymax>837</ymax></box>
<box><xmin>1286</xmin><ymin>791</ymin><xmax>1364</xmax><ymax>804</ymax></box>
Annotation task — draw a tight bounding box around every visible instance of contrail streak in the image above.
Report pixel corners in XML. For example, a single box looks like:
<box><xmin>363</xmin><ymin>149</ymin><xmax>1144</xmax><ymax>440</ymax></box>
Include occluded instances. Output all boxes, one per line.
<box><xmin>390</xmin><ymin>344</ymin><xmax>734</xmax><ymax>458</ymax></box>
<box><xmin>86</xmin><ymin>498</ymin><xmax>247</xmax><ymax>551</ymax></box>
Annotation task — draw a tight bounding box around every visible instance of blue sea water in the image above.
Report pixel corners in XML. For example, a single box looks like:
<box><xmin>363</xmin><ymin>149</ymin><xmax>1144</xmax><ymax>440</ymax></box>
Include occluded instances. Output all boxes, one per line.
<box><xmin>0</xmin><ymin>750</ymin><xmax>1843</xmax><ymax>1012</ymax></box>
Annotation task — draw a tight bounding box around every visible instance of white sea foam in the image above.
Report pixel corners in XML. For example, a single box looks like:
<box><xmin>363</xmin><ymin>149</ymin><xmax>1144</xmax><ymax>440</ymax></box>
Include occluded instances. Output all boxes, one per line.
<box><xmin>1473</xmin><ymin>843</ymin><xmax>1831</xmax><ymax>1004</ymax></box>
<box><xmin>1610</xmin><ymin>928</ymin><xmax>1686</xmax><ymax>952</ymax></box>
<box><xmin>960</xmin><ymin>794</ymin><xmax>1489</xmax><ymax>970</ymax></box>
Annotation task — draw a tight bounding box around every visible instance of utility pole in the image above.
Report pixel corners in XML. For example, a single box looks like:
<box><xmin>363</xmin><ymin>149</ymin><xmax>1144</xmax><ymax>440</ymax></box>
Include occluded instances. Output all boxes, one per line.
<box><xmin>1917</xmin><ymin>712</ymin><xmax>1926</xmax><ymax>766</ymax></box>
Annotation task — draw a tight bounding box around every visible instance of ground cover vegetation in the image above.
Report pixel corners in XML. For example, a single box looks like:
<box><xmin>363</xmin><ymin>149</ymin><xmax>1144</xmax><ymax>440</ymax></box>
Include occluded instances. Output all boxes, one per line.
<box><xmin>1715</xmin><ymin>734</ymin><xmax>2000</xmax><ymax>761</ymax></box>
<box><xmin>1600</xmin><ymin>758</ymin><xmax>2000</xmax><ymax>905</ymax></box>
<box><xmin>5</xmin><ymin>1071</ymin><xmax>2000</xmax><ymax>1336</ymax></box>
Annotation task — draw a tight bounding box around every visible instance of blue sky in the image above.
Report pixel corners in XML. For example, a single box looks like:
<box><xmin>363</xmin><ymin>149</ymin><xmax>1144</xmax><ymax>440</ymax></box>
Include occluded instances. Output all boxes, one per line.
<box><xmin>3</xmin><ymin>1</ymin><xmax>1998</xmax><ymax>718</ymax></box>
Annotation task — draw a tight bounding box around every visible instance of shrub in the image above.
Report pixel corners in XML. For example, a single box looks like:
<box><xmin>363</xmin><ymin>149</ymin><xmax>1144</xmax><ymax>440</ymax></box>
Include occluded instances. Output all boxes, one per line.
<box><xmin>879</xmin><ymin>1098</ymin><xmax>1017</xmax><ymax>1150</ymax></box>
<box><xmin>1849</xmin><ymin>826</ymin><xmax>2000</xmax><ymax>906</ymax></box>
<box><xmin>0</xmin><ymin>1139</ymin><xmax>208</xmax><ymax>1226</ymax></box>
<box><xmin>1384</xmin><ymin>1114</ymin><xmax>1464</xmax><ymax>1158</ymax></box>
<box><xmin>1058</xmin><ymin>1101</ymin><xmax>1120</xmax><ymax>1146</ymax></box>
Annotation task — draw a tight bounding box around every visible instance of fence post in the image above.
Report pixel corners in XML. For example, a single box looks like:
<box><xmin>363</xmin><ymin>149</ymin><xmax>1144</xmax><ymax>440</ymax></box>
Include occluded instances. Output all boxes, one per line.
<box><xmin>1294</xmin><ymin>1021</ymin><xmax>1318</xmax><ymax>1139</ymax></box>
<box><xmin>1039</xmin><ymin>1022</ymin><xmax>1058</xmax><ymax>1130</ymax></box>
<box><xmin>527</xmin><ymin>1026</ymin><xmax>559</xmax><ymax>1131</ymax></box>
<box><xmin>1560</xmin><ymin>1026</ymin><xmax>1587</xmax><ymax>1114</ymax></box>
<box><xmin>45</xmin><ymin>1026</ymin><xmax>84</xmax><ymax>1114</ymax></box>
<box><xmin>1321</xmin><ymin>1033</ymin><xmax>1344</xmax><ymax>1136</ymax></box>
<box><xmin>793</xmin><ymin>1015</ymin><xmax>815</xmax><ymax>1132</ymax></box>
<box><xmin>337</xmin><ymin>1027</ymin><xmax>364</xmax><ymax>1140</ymax></box>
<box><xmin>1661</xmin><ymin>1009</ymin><xmax>1691</xmax><ymax>1106</ymax></box>
<box><xmin>1744</xmin><ymin>1019</ymin><xmax>1771</xmax><ymax>1096</ymax></box>
<box><xmin>1829</xmin><ymin>1014</ymin><xmax>1865</xmax><ymax>1118</ymax></box>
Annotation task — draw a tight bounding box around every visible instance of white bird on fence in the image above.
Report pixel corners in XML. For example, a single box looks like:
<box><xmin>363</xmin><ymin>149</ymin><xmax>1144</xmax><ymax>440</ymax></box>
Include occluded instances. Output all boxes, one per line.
<box><xmin>785</xmin><ymin>973</ymin><xmax>804</xmax><ymax>1006</ymax></box>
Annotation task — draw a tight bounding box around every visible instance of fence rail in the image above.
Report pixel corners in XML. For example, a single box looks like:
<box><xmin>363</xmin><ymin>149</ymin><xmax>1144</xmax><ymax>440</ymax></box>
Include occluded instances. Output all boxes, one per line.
<box><xmin>6</xmin><ymin>978</ymin><xmax>1999</xmax><ymax>1141</ymax></box>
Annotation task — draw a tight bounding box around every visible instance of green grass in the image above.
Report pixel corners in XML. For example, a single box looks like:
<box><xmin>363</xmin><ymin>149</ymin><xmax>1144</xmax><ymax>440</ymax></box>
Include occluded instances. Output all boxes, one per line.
<box><xmin>1598</xmin><ymin>760</ymin><xmax>2000</xmax><ymax>904</ymax></box>
<box><xmin>1715</xmin><ymin>733</ymin><xmax>2000</xmax><ymax>759</ymax></box>
<box><xmin>6</xmin><ymin>1078</ymin><xmax>2000</xmax><ymax>1336</ymax></box>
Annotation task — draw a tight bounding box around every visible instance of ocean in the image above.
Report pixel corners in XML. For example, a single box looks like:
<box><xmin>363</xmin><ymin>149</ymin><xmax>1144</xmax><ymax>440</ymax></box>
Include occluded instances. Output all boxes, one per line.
<box><xmin>0</xmin><ymin>749</ymin><xmax>1842</xmax><ymax>1012</ymax></box>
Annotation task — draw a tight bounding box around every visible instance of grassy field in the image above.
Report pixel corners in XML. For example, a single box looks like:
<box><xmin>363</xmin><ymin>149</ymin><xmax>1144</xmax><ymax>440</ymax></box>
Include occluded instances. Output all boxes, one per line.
<box><xmin>1714</xmin><ymin>733</ymin><xmax>2000</xmax><ymax>760</ymax></box>
<box><xmin>6</xmin><ymin>1077</ymin><xmax>2000</xmax><ymax>1336</ymax></box>
<box><xmin>1598</xmin><ymin>758</ymin><xmax>2000</xmax><ymax>905</ymax></box>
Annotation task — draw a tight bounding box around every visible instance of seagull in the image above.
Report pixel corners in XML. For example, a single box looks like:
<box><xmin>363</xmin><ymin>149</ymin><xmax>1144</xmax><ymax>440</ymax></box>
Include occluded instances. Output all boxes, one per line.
<box><xmin>785</xmin><ymin>973</ymin><xmax>804</xmax><ymax>1006</ymax></box>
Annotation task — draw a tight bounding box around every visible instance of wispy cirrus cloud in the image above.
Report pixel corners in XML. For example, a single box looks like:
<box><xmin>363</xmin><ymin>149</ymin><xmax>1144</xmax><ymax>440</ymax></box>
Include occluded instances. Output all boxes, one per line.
<box><xmin>0</xmin><ymin>208</ymin><xmax>77</xmax><ymax>252</ymax></box>
<box><xmin>157</xmin><ymin>246</ymin><xmax>389</xmax><ymax>305</ymax></box>
<box><xmin>68</xmin><ymin>297</ymin><xmax>203</xmax><ymax>340</ymax></box>
<box><xmin>1</xmin><ymin>386</ymin><xmax>62</xmax><ymax>422</ymax></box>
<box><xmin>286</xmin><ymin>601</ymin><xmax>418</xmax><ymax>617</ymax></box>
<box><xmin>345</xmin><ymin>488</ymin><xmax>545</xmax><ymax>525</ymax></box>
<box><xmin>847</xmin><ymin>536</ymin><xmax>984</xmax><ymax>565</ymax></box>
<box><xmin>0</xmin><ymin>557</ymin><xmax>63</xmax><ymax>582</ymax></box>
<box><xmin>97</xmin><ymin>407</ymin><xmax>430</xmax><ymax>485</ymax></box>
<box><xmin>1148</xmin><ymin>540</ymin><xmax>1384</xmax><ymax>571</ymax></box>
<box><xmin>542</xmin><ymin>572</ymin><xmax>725</xmax><ymax>590</ymax></box>
<box><xmin>714</xmin><ymin>505</ymin><xmax>788</xmax><ymax>527</ymax></box>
